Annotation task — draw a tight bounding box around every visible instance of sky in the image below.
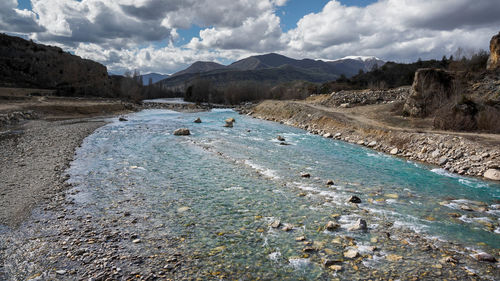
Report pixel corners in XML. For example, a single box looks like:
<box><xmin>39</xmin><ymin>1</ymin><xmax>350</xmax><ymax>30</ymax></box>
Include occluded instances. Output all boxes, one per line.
<box><xmin>1</xmin><ymin>0</ymin><xmax>499</xmax><ymax>75</ymax></box>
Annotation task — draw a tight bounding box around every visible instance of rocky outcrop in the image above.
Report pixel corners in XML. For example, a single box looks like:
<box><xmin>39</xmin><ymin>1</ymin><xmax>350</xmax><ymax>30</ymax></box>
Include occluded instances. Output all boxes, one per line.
<box><xmin>487</xmin><ymin>32</ymin><xmax>500</xmax><ymax>70</ymax></box>
<box><xmin>0</xmin><ymin>33</ymin><xmax>111</xmax><ymax>97</ymax></box>
<box><xmin>403</xmin><ymin>68</ymin><xmax>456</xmax><ymax>117</ymax></box>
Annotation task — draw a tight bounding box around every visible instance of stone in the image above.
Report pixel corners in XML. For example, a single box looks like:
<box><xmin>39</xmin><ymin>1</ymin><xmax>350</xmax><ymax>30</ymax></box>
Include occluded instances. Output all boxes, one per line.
<box><xmin>225</xmin><ymin>118</ymin><xmax>235</xmax><ymax>123</ymax></box>
<box><xmin>367</xmin><ymin>141</ymin><xmax>377</xmax><ymax>147</ymax></box>
<box><xmin>295</xmin><ymin>236</ymin><xmax>306</xmax><ymax>241</ymax></box>
<box><xmin>329</xmin><ymin>265</ymin><xmax>342</xmax><ymax>271</ymax></box>
<box><xmin>340</xmin><ymin>103</ymin><xmax>351</xmax><ymax>108</ymax></box>
<box><xmin>56</xmin><ymin>270</ymin><xmax>67</xmax><ymax>275</ymax></box>
<box><xmin>474</xmin><ymin>252</ymin><xmax>497</xmax><ymax>262</ymax></box>
<box><xmin>301</xmin><ymin>173</ymin><xmax>311</xmax><ymax>178</ymax></box>
<box><xmin>347</xmin><ymin>195</ymin><xmax>361</xmax><ymax>203</ymax></box>
<box><xmin>390</xmin><ymin>148</ymin><xmax>399</xmax><ymax>155</ymax></box>
<box><xmin>386</xmin><ymin>254</ymin><xmax>403</xmax><ymax>262</ymax></box>
<box><xmin>431</xmin><ymin>149</ymin><xmax>440</xmax><ymax>158</ymax></box>
<box><xmin>224</xmin><ymin>121</ymin><xmax>233</xmax><ymax>128</ymax></box>
<box><xmin>325</xmin><ymin>221</ymin><xmax>340</xmax><ymax>231</ymax></box>
<box><xmin>119</xmin><ymin>117</ymin><xmax>128</xmax><ymax>122</ymax></box>
<box><xmin>334</xmin><ymin>133</ymin><xmax>342</xmax><ymax>138</ymax></box>
<box><xmin>282</xmin><ymin>224</ymin><xmax>294</xmax><ymax>231</ymax></box>
<box><xmin>323</xmin><ymin>133</ymin><xmax>333</xmax><ymax>138</ymax></box>
<box><xmin>270</xmin><ymin>220</ymin><xmax>281</xmax><ymax>228</ymax></box>
<box><xmin>438</xmin><ymin>157</ymin><xmax>448</xmax><ymax>166</ymax></box>
<box><xmin>132</xmin><ymin>239</ymin><xmax>141</xmax><ymax>243</ymax></box>
<box><xmin>277</xmin><ymin>135</ymin><xmax>285</xmax><ymax>141</ymax></box>
<box><xmin>343</xmin><ymin>249</ymin><xmax>358</xmax><ymax>258</ymax></box>
<box><xmin>484</xmin><ymin>169</ymin><xmax>500</xmax><ymax>181</ymax></box>
<box><xmin>173</xmin><ymin>128</ymin><xmax>190</xmax><ymax>135</ymax></box>
<box><xmin>348</xmin><ymin>219</ymin><xmax>368</xmax><ymax>232</ymax></box>
<box><xmin>326</xmin><ymin>180</ymin><xmax>334</xmax><ymax>185</ymax></box>
<box><xmin>193</xmin><ymin>117</ymin><xmax>202</xmax><ymax>123</ymax></box>
<box><xmin>487</xmin><ymin>31</ymin><xmax>500</xmax><ymax>70</ymax></box>
<box><xmin>322</xmin><ymin>258</ymin><xmax>339</xmax><ymax>267</ymax></box>
<box><xmin>357</xmin><ymin>140</ymin><xmax>365</xmax><ymax>145</ymax></box>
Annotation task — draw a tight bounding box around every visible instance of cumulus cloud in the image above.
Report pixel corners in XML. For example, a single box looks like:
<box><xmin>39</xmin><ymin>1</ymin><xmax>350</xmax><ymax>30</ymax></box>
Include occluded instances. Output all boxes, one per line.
<box><xmin>0</xmin><ymin>0</ymin><xmax>44</xmax><ymax>33</ymax></box>
<box><xmin>284</xmin><ymin>0</ymin><xmax>500</xmax><ymax>61</ymax></box>
<box><xmin>1</xmin><ymin>0</ymin><xmax>499</xmax><ymax>73</ymax></box>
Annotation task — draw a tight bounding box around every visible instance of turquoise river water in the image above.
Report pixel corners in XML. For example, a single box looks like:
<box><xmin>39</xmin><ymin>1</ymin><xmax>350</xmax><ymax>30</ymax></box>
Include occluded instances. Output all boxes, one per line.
<box><xmin>66</xmin><ymin>109</ymin><xmax>499</xmax><ymax>279</ymax></box>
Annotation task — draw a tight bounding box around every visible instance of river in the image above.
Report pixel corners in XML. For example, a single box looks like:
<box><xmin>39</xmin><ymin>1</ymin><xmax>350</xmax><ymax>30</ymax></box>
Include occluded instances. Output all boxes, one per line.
<box><xmin>2</xmin><ymin>109</ymin><xmax>499</xmax><ymax>280</ymax></box>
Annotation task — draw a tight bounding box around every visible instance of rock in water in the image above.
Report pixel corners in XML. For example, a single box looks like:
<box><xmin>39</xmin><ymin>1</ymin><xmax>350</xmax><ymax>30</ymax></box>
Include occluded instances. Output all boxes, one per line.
<box><xmin>347</xmin><ymin>195</ymin><xmax>361</xmax><ymax>203</ymax></box>
<box><xmin>119</xmin><ymin>117</ymin><xmax>128</xmax><ymax>122</ymax></box>
<box><xmin>343</xmin><ymin>249</ymin><xmax>358</xmax><ymax>258</ymax></box>
<box><xmin>484</xmin><ymin>169</ymin><xmax>500</xmax><ymax>181</ymax></box>
<box><xmin>474</xmin><ymin>252</ymin><xmax>497</xmax><ymax>262</ymax></box>
<box><xmin>224</xmin><ymin>121</ymin><xmax>233</xmax><ymax>128</ymax></box>
<box><xmin>194</xmin><ymin>117</ymin><xmax>202</xmax><ymax>123</ymax></box>
<box><xmin>301</xmin><ymin>173</ymin><xmax>311</xmax><ymax>178</ymax></box>
<box><xmin>277</xmin><ymin>135</ymin><xmax>285</xmax><ymax>141</ymax></box>
<box><xmin>225</xmin><ymin>118</ymin><xmax>235</xmax><ymax>123</ymax></box>
<box><xmin>487</xmin><ymin>31</ymin><xmax>500</xmax><ymax>70</ymax></box>
<box><xmin>348</xmin><ymin>219</ymin><xmax>368</xmax><ymax>232</ymax></box>
<box><xmin>270</xmin><ymin>220</ymin><xmax>281</xmax><ymax>228</ymax></box>
<box><xmin>173</xmin><ymin>128</ymin><xmax>190</xmax><ymax>135</ymax></box>
<box><xmin>326</xmin><ymin>179</ymin><xmax>334</xmax><ymax>185</ymax></box>
<box><xmin>325</xmin><ymin>221</ymin><xmax>340</xmax><ymax>231</ymax></box>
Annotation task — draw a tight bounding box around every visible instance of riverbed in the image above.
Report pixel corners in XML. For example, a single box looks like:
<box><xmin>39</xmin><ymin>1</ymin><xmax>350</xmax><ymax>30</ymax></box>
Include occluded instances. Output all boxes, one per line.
<box><xmin>1</xmin><ymin>109</ymin><xmax>498</xmax><ymax>280</ymax></box>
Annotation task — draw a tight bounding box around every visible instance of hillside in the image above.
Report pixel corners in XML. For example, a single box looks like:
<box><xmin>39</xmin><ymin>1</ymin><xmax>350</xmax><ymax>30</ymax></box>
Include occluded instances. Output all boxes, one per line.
<box><xmin>157</xmin><ymin>53</ymin><xmax>385</xmax><ymax>91</ymax></box>
<box><xmin>171</xmin><ymin>61</ymin><xmax>225</xmax><ymax>77</ymax></box>
<box><xmin>140</xmin><ymin>73</ymin><xmax>169</xmax><ymax>84</ymax></box>
<box><xmin>0</xmin><ymin>33</ymin><xmax>114</xmax><ymax>97</ymax></box>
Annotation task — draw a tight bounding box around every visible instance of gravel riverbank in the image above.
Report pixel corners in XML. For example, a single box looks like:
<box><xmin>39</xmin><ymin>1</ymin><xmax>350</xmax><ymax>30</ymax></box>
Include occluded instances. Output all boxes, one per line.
<box><xmin>245</xmin><ymin>100</ymin><xmax>500</xmax><ymax>182</ymax></box>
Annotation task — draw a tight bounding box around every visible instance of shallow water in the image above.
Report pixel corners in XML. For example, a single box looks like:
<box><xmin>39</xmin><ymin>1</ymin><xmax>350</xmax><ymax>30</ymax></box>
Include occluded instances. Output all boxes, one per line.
<box><xmin>67</xmin><ymin>109</ymin><xmax>500</xmax><ymax>279</ymax></box>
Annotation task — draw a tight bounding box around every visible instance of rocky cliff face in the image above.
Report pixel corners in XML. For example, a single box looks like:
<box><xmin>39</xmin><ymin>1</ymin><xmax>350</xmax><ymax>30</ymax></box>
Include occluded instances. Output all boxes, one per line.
<box><xmin>487</xmin><ymin>31</ymin><xmax>500</xmax><ymax>70</ymax></box>
<box><xmin>403</xmin><ymin>68</ymin><xmax>456</xmax><ymax>117</ymax></box>
<box><xmin>0</xmin><ymin>33</ymin><xmax>112</xmax><ymax>97</ymax></box>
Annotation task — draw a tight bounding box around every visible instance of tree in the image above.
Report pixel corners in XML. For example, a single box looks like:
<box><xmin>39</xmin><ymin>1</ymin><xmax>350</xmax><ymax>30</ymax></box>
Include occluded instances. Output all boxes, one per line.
<box><xmin>148</xmin><ymin>77</ymin><xmax>153</xmax><ymax>86</ymax></box>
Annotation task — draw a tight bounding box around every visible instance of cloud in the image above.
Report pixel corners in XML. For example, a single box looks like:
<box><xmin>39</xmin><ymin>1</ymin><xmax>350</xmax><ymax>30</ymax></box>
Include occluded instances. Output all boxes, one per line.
<box><xmin>1</xmin><ymin>0</ymin><xmax>499</xmax><ymax>74</ymax></box>
<box><xmin>30</xmin><ymin>0</ymin><xmax>175</xmax><ymax>48</ymax></box>
<box><xmin>0</xmin><ymin>0</ymin><xmax>44</xmax><ymax>33</ymax></box>
<box><xmin>283</xmin><ymin>0</ymin><xmax>500</xmax><ymax>61</ymax></box>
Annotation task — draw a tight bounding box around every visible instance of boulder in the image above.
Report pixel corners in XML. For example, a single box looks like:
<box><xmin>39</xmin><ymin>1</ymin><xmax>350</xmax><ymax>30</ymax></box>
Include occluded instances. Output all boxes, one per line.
<box><xmin>325</xmin><ymin>221</ymin><xmax>340</xmax><ymax>231</ymax></box>
<box><xmin>301</xmin><ymin>173</ymin><xmax>311</xmax><ymax>178</ymax></box>
<box><xmin>277</xmin><ymin>135</ymin><xmax>285</xmax><ymax>141</ymax></box>
<box><xmin>474</xmin><ymin>252</ymin><xmax>497</xmax><ymax>263</ymax></box>
<box><xmin>438</xmin><ymin>157</ymin><xmax>448</xmax><ymax>166</ymax></box>
<box><xmin>326</xmin><ymin>179</ymin><xmax>334</xmax><ymax>185</ymax></box>
<box><xmin>487</xmin><ymin>31</ymin><xmax>500</xmax><ymax>70</ymax></box>
<box><xmin>323</xmin><ymin>133</ymin><xmax>332</xmax><ymax>138</ymax></box>
<box><xmin>194</xmin><ymin>117</ymin><xmax>202</xmax><ymax>123</ymax></box>
<box><xmin>119</xmin><ymin>117</ymin><xmax>128</xmax><ymax>122</ymax></box>
<box><xmin>225</xmin><ymin>118</ymin><xmax>236</xmax><ymax>123</ymax></box>
<box><xmin>173</xmin><ymin>128</ymin><xmax>190</xmax><ymax>136</ymax></box>
<box><xmin>347</xmin><ymin>195</ymin><xmax>361</xmax><ymax>204</ymax></box>
<box><xmin>484</xmin><ymin>169</ymin><xmax>500</xmax><ymax>181</ymax></box>
<box><xmin>348</xmin><ymin>219</ymin><xmax>368</xmax><ymax>232</ymax></box>
<box><xmin>367</xmin><ymin>141</ymin><xmax>377</xmax><ymax>147</ymax></box>
<box><xmin>224</xmin><ymin>121</ymin><xmax>233</xmax><ymax>128</ymax></box>
<box><xmin>270</xmin><ymin>220</ymin><xmax>281</xmax><ymax>228</ymax></box>
<box><xmin>403</xmin><ymin>68</ymin><xmax>456</xmax><ymax>117</ymax></box>
<box><xmin>390</xmin><ymin>148</ymin><xmax>399</xmax><ymax>155</ymax></box>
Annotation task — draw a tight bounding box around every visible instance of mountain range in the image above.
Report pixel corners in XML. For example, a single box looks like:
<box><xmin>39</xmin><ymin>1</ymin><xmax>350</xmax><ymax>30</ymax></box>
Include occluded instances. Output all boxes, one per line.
<box><xmin>157</xmin><ymin>53</ymin><xmax>384</xmax><ymax>91</ymax></box>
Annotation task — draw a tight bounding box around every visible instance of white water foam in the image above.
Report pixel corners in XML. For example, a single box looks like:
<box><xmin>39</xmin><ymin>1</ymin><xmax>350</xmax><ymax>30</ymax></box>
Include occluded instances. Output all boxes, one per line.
<box><xmin>244</xmin><ymin>160</ymin><xmax>281</xmax><ymax>179</ymax></box>
<box><xmin>288</xmin><ymin>258</ymin><xmax>311</xmax><ymax>270</ymax></box>
<box><xmin>268</xmin><ymin>251</ymin><xmax>282</xmax><ymax>262</ymax></box>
